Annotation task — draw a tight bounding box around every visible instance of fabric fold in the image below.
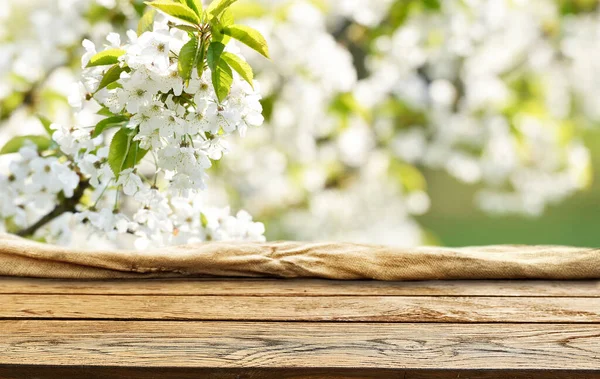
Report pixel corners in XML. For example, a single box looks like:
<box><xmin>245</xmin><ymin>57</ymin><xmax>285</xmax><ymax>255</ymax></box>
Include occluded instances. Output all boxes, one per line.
<box><xmin>0</xmin><ymin>233</ymin><xmax>599</xmax><ymax>280</ymax></box>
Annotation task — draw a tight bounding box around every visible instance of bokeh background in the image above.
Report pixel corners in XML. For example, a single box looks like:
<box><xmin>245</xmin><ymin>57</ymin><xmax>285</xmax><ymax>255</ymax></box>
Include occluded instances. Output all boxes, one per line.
<box><xmin>1</xmin><ymin>0</ymin><xmax>599</xmax><ymax>247</ymax></box>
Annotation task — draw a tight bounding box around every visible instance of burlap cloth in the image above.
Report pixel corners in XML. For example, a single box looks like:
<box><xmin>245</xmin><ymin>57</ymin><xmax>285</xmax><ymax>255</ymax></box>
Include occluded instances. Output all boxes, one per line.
<box><xmin>1</xmin><ymin>233</ymin><xmax>599</xmax><ymax>280</ymax></box>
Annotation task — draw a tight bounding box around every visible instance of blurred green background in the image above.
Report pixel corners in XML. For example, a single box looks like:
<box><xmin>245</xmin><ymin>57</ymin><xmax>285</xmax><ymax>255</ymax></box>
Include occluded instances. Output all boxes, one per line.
<box><xmin>420</xmin><ymin>129</ymin><xmax>600</xmax><ymax>247</ymax></box>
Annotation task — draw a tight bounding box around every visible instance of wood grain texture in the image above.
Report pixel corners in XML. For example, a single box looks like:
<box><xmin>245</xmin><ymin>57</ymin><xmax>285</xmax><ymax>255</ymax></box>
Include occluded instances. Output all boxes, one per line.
<box><xmin>3</xmin><ymin>294</ymin><xmax>600</xmax><ymax>322</ymax></box>
<box><xmin>1</xmin><ymin>366</ymin><xmax>599</xmax><ymax>379</ymax></box>
<box><xmin>1</xmin><ymin>321</ymin><xmax>600</xmax><ymax>370</ymax></box>
<box><xmin>2</xmin><ymin>278</ymin><xmax>600</xmax><ymax>377</ymax></box>
<box><xmin>0</xmin><ymin>278</ymin><xmax>598</xmax><ymax>297</ymax></box>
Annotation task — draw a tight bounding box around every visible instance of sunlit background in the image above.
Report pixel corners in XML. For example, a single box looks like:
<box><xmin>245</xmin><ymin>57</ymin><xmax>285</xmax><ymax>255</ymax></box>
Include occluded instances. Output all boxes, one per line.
<box><xmin>1</xmin><ymin>0</ymin><xmax>599</xmax><ymax>247</ymax></box>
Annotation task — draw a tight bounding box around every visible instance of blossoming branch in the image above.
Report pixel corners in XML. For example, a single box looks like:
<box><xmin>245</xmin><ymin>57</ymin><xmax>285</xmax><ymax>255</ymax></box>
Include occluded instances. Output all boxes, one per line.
<box><xmin>0</xmin><ymin>0</ymin><xmax>269</xmax><ymax>249</ymax></box>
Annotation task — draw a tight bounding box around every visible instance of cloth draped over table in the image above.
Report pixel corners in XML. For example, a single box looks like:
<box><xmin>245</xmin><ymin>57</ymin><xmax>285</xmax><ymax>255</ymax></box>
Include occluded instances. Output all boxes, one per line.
<box><xmin>0</xmin><ymin>233</ymin><xmax>598</xmax><ymax>280</ymax></box>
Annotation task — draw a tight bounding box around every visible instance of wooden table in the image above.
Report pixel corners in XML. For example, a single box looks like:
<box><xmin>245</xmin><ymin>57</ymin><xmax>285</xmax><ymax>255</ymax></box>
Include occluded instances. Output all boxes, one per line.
<box><xmin>0</xmin><ymin>278</ymin><xmax>599</xmax><ymax>378</ymax></box>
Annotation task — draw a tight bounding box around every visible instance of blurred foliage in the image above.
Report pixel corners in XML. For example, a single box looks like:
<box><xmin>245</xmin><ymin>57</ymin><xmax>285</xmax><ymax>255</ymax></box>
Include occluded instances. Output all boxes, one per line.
<box><xmin>420</xmin><ymin>128</ymin><xmax>600</xmax><ymax>247</ymax></box>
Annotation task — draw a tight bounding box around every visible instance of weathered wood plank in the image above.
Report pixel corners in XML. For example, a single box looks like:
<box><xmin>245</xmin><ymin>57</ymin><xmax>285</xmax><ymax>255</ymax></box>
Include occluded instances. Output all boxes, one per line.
<box><xmin>1</xmin><ymin>321</ymin><xmax>599</xmax><ymax>370</ymax></box>
<box><xmin>0</xmin><ymin>278</ymin><xmax>598</xmax><ymax>297</ymax></box>
<box><xmin>1</xmin><ymin>366</ymin><xmax>599</xmax><ymax>379</ymax></box>
<box><xmin>2</xmin><ymin>294</ymin><xmax>600</xmax><ymax>322</ymax></box>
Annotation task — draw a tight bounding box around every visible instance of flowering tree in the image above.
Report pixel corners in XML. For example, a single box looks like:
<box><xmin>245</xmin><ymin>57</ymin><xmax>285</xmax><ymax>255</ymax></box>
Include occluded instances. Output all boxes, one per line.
<box><xmin>0</xmin><ymin>0</ymin><xmax>268</xmax><ymax>248</ymax></box>
<box><xmin>0</xmin><ymin>0</ymin><xmax>598</xmax><ymax>248</ymax></box>
<box><xmin>208</xmin><ymin>0</ymin><xmax>595</xmax><ymax>244</ymax></box>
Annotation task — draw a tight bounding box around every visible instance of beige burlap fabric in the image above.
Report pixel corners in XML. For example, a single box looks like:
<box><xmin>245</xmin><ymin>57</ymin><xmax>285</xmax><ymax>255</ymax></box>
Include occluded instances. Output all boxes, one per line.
<box><xmin>0</xmin><ymin>233</ymin><xmax>599</xmax><ymax>280</ymax></box>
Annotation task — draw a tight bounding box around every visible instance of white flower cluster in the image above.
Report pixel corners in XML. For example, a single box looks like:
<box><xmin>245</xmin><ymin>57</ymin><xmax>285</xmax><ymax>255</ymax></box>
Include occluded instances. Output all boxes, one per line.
<box><xmin>0</xmin><ymin>12</ymin><xmax>266</xmax><ymax>248</ymax></box>
<box><xmin>76</xmin><ymin>19</ymin><xmax>263</xmax><ymax>191</ymax></box>
<box><xmin>203</xmin><ymin>0</ymin><xmax>596</xmax><ymax>246</ymax></box>
<box><xmin>359</xmin><ymin>0</ymin><xmax>592</xmax><ymax>216</ymax></box>
<box><xmin>0</xmin><ymin>0</ymin><xmax>87</xmax><ymax>96</ymax></box>
<box><xmin>0</xmin><ymin>0</ymin><xmax>141</xmax><ymax>149</ymax></box>
<box><xmin>325</xmin><ymin>0</ymin><xmax>395</xmax><ymax>27</ymax></box>
<box><xmin>0</xmin><ymin>144</ymin><xmax>79</xmax><ymax>233</ymax></box>
<box><xmin>207</xmin><ymin>0</ymin><xmax>426</xmax><ymax>245</ymax></box>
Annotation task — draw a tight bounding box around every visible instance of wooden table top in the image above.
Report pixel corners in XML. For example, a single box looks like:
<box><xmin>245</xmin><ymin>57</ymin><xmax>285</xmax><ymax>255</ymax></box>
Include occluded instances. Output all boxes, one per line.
<box><xmin>0</xmin><ymin>278</ymin><xmax>599</xmax><ymax>378</ymax></box>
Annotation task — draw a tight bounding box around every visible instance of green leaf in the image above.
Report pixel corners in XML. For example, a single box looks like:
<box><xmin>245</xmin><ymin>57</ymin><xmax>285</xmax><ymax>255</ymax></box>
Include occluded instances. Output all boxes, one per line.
<box><xmin>105</xmin><ymin>82</ymin><xmax>123</xmax><ymax>91</ymax></box>
<box><xmin>223</xmin><ymin>24</ymin><xmax>269</xmax><ymax>58</ymax></box>
<box><xmin>200</xmin><ymin>212</ymin><xmax>208</xmax><ymax>227</ymax></box>
<box><xmin>211</xmin><ymin>59</ymin><xmax>233</xmax><ymax>103</ymax></box>
<box><xmin>108</xmin><ymin>128</ymin><xmax>131</xmax><ymax>176</ymax></box>
<box><xmin>178</xmin><ymin>36</ymin><xmax>199</xmax><ymax>82</ymax></box>
<box><xmin>207</xmin><ymin>41</ymin><xmax>233</xmax><ymax>102</ymax></box>
<box><xmin>220</xmin><ymin>8</ymin><xmax>234</xmax><ymax>26</ymax></box>
<box><xmin>137</xmin><ymin>8</ymin><xmax>156</xmax><ymax>36</ymax></box>
<box><xmin>96</xmin><ymin>65</ymin><xmax>127</xmax><ymax>92</ymax></box>
<box><xmin>206</xmin><ymin>0</ymin><xmax>238</xmax><ymax>17</ymax></box>
<box><xmin>125</xmin><ymin>141</ymin><xmax>149</xmax><ymax>171</ymax></box>
<box><xmin>0</xmin><ymin>135</ymin><xmax>52</xmax><ymax>155</ymax></box>
<box><xmin>196</xmin><ymin>40</ymin><xmax>207</xmax><ymax>78</ymax></box>
<box><xmin>172</xmin><ymin>24</ymin><xmax>198</xmax><ymax>34</ymax></box>
<box><xmin>180</xmin><ymin>0</ymin><xmax>202</xmax><ymax>16</ymax></box>
<box><xmin>97</xmin><ymin>107</ymin><xmax>114</xmax><ymax>117</ymax></box>
<box><xmin>37</xmin><ymin>115</ymin><xmax>54</xmax><ymax>136</ymax></box>
<box><xmin>144</xmin><ymin>1</ymin><xmax>200</xmax><ymax>25</ymax></box>
<box><xmin>221</xmin><ymin>52</ymin><xmax>253</xmax><ymax>87</ymax></box>
<box><xmin>209</xmin><ymin>17</ymin><xmax>231</xmax><ymax>43</ymax></box>
<box><xmin>108</xmin><ymin>128</ymin><xmax>148</xmax><ymax>176</ymax></box>
<box><xmin>92</xmin><ymin>116</ymin><xmax>130</xmax><ymax>138</ymax></box>
<box><xmin>86</xmin><ymin>48</ymin><xmax>126</xmax><ymax>67</ymax></box>
<box><xmin>228</xmin><ymin>1</ymin><xmax>267</xmax><ymax>19</ymax></box>
<box><xmin>207</xmin><ymin>41</ymin><xmax>225</xmax><ymax>72</ymax></box>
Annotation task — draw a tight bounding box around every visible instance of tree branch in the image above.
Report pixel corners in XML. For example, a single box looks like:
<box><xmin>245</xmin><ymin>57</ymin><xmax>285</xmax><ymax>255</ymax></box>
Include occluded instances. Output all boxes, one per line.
<box><xmin>16</xmin><ymin>180</ymin><xmax>90</xmax><ymax>237</ymax></box>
